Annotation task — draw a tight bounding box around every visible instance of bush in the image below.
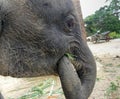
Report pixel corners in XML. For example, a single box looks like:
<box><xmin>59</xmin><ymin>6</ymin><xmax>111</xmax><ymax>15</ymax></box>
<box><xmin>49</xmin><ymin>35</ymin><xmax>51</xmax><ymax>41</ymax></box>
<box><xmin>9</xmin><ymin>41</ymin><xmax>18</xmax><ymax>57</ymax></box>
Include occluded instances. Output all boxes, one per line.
<box><xmin>109</xmin><ymin>32</ymin><xmax>120</xmax><ymax>39</ymax></box>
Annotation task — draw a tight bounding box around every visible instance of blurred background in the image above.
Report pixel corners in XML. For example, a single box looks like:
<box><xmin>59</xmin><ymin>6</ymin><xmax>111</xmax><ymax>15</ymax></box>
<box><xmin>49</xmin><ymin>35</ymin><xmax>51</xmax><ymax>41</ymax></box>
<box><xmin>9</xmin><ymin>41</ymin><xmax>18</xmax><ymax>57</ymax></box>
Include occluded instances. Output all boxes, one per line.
<box><xmin>81</xmin><ymin>0</ymin><xmax>120</xmax><ymax>38</ymax></box>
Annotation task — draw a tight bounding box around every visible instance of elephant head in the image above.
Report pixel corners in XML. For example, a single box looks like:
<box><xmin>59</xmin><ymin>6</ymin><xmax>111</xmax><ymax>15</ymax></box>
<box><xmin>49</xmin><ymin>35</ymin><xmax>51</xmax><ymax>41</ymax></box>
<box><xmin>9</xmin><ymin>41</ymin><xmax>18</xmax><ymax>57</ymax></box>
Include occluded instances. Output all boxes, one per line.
<box><xmin>0</xmin><ymin>0</ymin><xmax>96</xmax><ymax>99</ymax></box>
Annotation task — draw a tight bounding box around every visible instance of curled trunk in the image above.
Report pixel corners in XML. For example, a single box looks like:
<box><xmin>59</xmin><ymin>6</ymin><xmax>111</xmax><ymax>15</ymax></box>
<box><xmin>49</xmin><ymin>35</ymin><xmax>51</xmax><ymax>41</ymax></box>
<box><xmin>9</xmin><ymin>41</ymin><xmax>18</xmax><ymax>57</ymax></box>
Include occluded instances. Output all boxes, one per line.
<box><xmin>58</xmin><ymin>56</ymin><xmax>96</xmax><ymax>99</ymax></box>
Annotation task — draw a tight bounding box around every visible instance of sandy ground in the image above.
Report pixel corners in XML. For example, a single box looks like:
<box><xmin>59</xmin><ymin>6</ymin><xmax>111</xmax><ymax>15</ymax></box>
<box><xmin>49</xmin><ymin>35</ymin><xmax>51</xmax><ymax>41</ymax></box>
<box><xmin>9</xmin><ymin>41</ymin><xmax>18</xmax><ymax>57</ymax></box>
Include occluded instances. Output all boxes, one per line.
<box><xmin>88</xmin><ymin>39</ymin><xmax>120</xmax><ymax>99</ymax></box>
<box><xmin>0</xmin><ymin>39</ymin><xmax>120</xmax><ymax>99</ymax></box>
<box><xmin>88</xmin><ymin>39</ymin><xmax>120</xmax><ymax>57</ymax></box>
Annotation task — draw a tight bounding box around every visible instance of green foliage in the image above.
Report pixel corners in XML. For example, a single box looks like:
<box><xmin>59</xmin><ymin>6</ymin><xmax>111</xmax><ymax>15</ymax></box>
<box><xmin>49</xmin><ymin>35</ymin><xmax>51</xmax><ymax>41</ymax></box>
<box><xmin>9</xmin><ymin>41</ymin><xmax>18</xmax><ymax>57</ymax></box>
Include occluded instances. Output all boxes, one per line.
<box><xmin>117</xmin><ymin>76</ymin><xmax>120</xmax><ymax>80</ymax></box>
<box><xmin>65</xmin><ymin>53</ymin><xmax>75</xmax><ymax>60</ymax></box>
<box><xmin>84</xmin><ymin>0</ymin><xmax>120</xmax><ymax>36</ymax></box>
<box><xmin>96</xmin><ymin>77</ymin><xmax>103</xmax><ymax>81</ymax></box>
<box><xmin>84</xmin><ymin>14</ymin><xmax>99</xmax><ymax>36</ymax></box>
<box><xmin>109</xmin><ymin>32</ymin><xmax>117</xmax><ymax>38</ymax></box>
<box><xmin>117</xmin><ymin>64</ymin><xmax>120</xmax><ymax>68</ymax></box>
<box><xmin>105</xmin><ymin>81</ymin><xmax>120</xmax><ymax>98</ymax></box>
<box><xmin>109</xmin><ymin>32</ymin><xmax>120</xmax><ymax>38</ymax></box>
<box><xmin>116</xmin><ymin>34</ymin><xmax>120</xmax><ymax>38</ymax></box>
<box><xmin>106</xmin><ymin>0</ymin><xmax>120</xmax><ymax>19</ymax></box>
<box><xmin>105</xmin><ymin>63</ymin><xmax>113</xmax><ymax>67</ymax></box>
<box><xmin>101</xmin><ymin>15</ymin><xmax>120</xmax><ymax>33</ymax></box>
<box><xmin>15</xmin><ymin>79</ymin><xmax>63</xmax><ymax>99</ymax></box>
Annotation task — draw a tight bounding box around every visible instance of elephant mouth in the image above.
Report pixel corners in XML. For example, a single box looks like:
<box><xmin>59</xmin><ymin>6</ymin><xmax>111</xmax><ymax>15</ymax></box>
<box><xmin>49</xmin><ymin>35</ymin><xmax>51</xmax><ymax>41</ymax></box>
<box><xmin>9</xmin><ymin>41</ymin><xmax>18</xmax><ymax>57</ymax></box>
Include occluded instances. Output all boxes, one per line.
<box><xmin>64</xmin><ymin>52</ymin><xmax>83</xmax><ymax>71</ymax></box>
<box><xmin>64</xmin><ymin>41</ymin><xmax>85</xmax><ymax>70</ymax></box>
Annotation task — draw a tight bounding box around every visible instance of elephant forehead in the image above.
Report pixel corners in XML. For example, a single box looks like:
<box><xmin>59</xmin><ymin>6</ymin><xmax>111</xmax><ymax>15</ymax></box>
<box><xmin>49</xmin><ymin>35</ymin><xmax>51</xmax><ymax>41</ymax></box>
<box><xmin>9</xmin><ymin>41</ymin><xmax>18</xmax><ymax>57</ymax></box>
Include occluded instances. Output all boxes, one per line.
<box><xmin>27</xmin><ymin>0</ymin><xmax>74</xmax><ymax>19</ymax></box>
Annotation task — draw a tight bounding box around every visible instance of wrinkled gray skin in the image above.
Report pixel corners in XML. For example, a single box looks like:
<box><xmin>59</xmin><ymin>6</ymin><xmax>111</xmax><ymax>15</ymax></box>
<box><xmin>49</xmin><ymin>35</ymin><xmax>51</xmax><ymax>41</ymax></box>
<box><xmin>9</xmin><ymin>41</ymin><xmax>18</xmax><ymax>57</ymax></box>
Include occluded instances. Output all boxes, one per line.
<box><xmin>0</xmin><ymin>0</ymin><xmax>96</xmax><ymax>99</ymax></box>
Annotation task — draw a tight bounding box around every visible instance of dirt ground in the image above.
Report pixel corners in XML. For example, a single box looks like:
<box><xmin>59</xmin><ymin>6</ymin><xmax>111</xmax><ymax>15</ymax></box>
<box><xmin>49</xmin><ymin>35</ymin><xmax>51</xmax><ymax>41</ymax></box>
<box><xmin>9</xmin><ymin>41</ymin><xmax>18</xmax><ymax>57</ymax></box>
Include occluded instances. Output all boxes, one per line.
<box><xmin>88</xmin><ymin>39</ymin><xmax>120</xmax><ymax>99</ymax></box>
<box><xmin>0</xmin><ymin>39</ymin><xmax>120</xmax><ymax>99</ymax></box>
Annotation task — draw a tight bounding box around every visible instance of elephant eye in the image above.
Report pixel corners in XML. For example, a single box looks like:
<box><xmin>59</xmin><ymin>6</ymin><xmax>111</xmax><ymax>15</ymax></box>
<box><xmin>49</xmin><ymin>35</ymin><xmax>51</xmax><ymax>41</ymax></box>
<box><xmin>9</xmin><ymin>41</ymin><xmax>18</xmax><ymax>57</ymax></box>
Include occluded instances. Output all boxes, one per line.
<box><xmin>64</xmin><ymin>15</ymin><xmax>75</xmax><ymax>32</ymax></box>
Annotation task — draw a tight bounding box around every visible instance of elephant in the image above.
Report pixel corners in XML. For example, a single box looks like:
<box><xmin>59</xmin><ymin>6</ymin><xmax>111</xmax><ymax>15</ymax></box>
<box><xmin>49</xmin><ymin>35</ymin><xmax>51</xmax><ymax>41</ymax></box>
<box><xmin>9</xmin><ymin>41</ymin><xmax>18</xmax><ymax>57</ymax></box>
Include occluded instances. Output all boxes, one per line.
<box><xmin>0</xmin><ymin>0</ymin><xmax>96</xmax><ymax>99</ymax></box>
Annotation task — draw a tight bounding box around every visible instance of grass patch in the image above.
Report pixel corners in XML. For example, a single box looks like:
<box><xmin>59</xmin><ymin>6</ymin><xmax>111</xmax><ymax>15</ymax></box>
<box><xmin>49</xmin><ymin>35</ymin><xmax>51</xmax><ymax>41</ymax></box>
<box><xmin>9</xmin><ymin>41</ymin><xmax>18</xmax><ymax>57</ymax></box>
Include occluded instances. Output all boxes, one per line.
<box><xmin>117</xmin><ymin>76</ymin><xmax>120</xmax><ymax>80</ymax></box>
<box><xmin>96</xmin><ymin>77</ymin><xmax>102</xmax><ymax>81</ymax></box>
<box><xmin>9</xmin><ymin>79</ymin><xmax>63</xmax><ymax>99</ymax></box>
<box><xmin>105</xmin><ymin>63</ymin><xmax>113</xmax><ymax>67</ymax></box>
<box><xmin>117</xmin><ymin>64</ymin><xmax>120</xmax><ymax>68</ymax></box>
<box><xmin>104</xmin><ymin>69</ymin><xmax>116</xmax><ymax>73</ymax></box>
<box><xmin>105</xmin><ymin>81</ymin><xmax>120</xmax><ymax>98</ymax></box>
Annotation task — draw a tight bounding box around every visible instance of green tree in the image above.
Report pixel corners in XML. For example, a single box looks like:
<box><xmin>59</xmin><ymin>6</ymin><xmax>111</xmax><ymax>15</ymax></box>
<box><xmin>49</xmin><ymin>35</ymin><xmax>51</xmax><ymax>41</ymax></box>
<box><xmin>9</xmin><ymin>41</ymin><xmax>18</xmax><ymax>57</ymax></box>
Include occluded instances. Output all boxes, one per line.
<box><xmin>84</xmin><ymin>6</ymin><xmax>110</xmax><ymax>35</ymax></box>
<box><xmin>84</xmin><ymin>0</ymin><xmax>120</xmax><ymax>36</ymax></box>
<box><xmin>101</xmin><ymin>14</ymin><xmax>120</xmax><ymax>33</ymax></box>
<box><xmin>84</xmin><ymin>14</ymin><xmax>98</xmax><ymax>36</ymax></box>
<box><xmin>106</xmin><ymin>0</ymin><xmax>120</xmax><ymax>19</ymax></box>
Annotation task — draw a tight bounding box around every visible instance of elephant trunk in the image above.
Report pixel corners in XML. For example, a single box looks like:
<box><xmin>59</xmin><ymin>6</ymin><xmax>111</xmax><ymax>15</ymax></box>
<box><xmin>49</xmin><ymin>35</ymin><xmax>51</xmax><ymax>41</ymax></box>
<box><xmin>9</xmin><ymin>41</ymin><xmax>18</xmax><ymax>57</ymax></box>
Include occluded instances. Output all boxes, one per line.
<box><xmin>58</xmin><ymin>55</ymin><xmax>96</xmax><ymax>99</ymax></box>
